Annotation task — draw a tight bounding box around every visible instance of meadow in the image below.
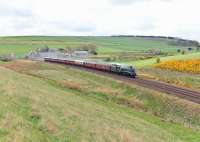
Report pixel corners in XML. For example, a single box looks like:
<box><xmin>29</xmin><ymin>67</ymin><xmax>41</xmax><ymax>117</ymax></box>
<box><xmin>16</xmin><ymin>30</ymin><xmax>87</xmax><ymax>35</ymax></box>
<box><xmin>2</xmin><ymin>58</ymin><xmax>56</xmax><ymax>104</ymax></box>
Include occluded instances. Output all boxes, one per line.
<box><xmin>0</xmin><ymin>60</ymin><xmax>200</xmax><ymax>142</ymax></box>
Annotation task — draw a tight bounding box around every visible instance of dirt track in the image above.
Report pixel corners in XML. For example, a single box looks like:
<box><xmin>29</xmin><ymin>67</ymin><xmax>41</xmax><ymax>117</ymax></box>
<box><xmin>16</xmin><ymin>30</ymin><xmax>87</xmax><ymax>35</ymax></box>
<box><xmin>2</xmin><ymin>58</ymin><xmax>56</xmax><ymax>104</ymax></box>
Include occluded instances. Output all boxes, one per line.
<box><xmin>66</xmin><ymin>65</ymin><xmax>200</xmax><ymax>104</ymax></box>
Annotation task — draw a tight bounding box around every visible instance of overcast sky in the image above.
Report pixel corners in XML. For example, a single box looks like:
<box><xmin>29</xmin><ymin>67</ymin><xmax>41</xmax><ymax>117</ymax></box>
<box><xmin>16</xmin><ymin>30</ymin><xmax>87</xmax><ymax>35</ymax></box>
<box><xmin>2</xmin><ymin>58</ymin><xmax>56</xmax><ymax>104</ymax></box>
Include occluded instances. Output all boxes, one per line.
<box><xmin>0</xmin><ymin>0</ymin><xmax>199</xmax><ymax>40</ymax></box>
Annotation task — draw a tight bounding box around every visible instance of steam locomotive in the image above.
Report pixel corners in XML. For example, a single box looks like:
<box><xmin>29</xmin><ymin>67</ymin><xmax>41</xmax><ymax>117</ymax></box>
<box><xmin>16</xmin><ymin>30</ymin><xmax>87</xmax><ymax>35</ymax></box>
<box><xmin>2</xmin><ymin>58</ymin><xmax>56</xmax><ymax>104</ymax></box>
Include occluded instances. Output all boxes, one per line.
<box><xmin>44</xmin><ymin>58</ymin><xmax>136</xmax><ymax>78</ymax></box>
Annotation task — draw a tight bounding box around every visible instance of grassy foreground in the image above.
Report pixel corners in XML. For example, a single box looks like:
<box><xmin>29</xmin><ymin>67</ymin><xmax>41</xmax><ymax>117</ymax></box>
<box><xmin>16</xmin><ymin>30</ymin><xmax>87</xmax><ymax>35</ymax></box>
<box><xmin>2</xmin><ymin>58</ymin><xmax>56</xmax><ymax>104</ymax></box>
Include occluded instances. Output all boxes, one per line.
<box><xmin>0</xmin><ymin>60</ymin><xmax>200</xmax><ymax>142</ymax></box>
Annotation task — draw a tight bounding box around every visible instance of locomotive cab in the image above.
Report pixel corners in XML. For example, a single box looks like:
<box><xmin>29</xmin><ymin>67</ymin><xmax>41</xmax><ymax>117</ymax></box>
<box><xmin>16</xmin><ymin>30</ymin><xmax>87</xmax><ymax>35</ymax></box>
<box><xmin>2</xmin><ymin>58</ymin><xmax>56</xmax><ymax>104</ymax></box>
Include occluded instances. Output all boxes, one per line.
<box><xmin>111</xmin><ymin>63</ymin><xmax>136</xmax><ymax>78</ymax></box>
<box><xmin>120</xmin><ymin>65</ymin><xmax>136</xmax><ymax>78</ymax></box>
<box><xmin>129</xmin><ymin>66</ymin><xmax>136</xmax><ymax>78</ymax></box>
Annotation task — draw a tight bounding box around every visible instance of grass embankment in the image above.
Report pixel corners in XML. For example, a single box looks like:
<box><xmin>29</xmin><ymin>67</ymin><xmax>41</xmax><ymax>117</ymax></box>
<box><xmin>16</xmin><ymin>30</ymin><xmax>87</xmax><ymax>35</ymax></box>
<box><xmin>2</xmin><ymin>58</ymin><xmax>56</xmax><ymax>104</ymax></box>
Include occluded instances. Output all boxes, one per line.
<box><xmin>0</xmin><ymin>60</ymin><xmax>200</xmax><ymax>141</ymax></box>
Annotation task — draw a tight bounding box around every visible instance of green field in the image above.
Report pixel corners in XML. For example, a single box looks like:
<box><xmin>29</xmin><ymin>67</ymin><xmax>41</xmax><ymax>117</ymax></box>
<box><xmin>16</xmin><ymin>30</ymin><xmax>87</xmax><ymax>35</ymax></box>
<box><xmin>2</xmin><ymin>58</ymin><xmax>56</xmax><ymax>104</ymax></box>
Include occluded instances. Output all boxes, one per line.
<box><xmin>0</xmin><ymin>60</ymin><xmax>200</xmax><ymax>142</ymax></box>
<box><xmin>0</xmin><ymin>36</ymin><xmax>188</xmax><ymax>57</ymax></box>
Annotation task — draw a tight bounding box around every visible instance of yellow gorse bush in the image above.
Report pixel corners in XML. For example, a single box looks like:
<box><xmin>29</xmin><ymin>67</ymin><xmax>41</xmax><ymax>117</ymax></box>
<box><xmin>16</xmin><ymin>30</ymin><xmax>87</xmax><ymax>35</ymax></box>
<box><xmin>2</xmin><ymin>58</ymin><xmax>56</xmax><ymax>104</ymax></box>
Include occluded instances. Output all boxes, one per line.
<box><xmin>155</xmin><ymin>59</ymin><xmax>200</xmax><ymax>73</ymax></box>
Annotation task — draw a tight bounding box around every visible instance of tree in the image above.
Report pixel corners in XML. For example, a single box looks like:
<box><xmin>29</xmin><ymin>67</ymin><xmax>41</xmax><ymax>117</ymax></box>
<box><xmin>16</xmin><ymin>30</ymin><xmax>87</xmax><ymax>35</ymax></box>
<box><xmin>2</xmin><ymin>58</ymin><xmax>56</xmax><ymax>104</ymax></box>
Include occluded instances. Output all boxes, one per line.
<box><xmin>156</xmin><ymin>57</ymin><xmax>160</xmax><ymax>63</ymax></box>
<box><xmin>177</xmin><ymin>49</ymin><xmax>181</xmax><ymax>53</ymax></box>
<box><xmin>58</xmin><ymin>48</ymin><xmax>65</xmax><ymax>52</ymax></box>
<box><xmin>105</xmin><ymin>57</ymin><xmax>111</xmax><ymax>62</ymax></box>
<box><xmin>91</xmin><ymin>50</ymin><xmax>98</xmax><ymax>55</ymax></box>
<box><xmin>181</xmin><ymin>50</ymin><xmax>185</xmax><ymax>55</ymax></box>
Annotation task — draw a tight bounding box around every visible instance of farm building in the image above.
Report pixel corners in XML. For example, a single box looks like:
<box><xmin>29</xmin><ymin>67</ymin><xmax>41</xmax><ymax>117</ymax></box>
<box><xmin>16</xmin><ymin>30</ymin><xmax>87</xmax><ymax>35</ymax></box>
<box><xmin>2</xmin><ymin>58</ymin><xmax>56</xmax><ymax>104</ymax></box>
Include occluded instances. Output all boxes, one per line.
<box><xmin>27</xmin><ymin>48</ymin><xmax>90</xmax><ymax>61</ymax></box>
<box><xmin>73</xmin><ymin>51</ymin><xmax>89</xmax><ymax>57</ymax></box>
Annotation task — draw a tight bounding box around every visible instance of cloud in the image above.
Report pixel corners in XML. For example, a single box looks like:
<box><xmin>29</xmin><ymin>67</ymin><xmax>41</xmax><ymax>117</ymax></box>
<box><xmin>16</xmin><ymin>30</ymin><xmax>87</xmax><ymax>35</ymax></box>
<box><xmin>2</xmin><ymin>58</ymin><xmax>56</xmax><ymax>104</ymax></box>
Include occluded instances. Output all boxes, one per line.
<box><xmin>0</xmin><ymin>1</ymin><xmax>33</xmax><ymax>17</ymax></box>
<box><xmin>135</xmin><ymin>22</ymin><xmax>156</xmax><ymax>32</ymax></box>
<box><xmin>72</xmin><ymin>25</ymin><xmax>96</xmax><ymax>33</ymax></box>
<box><xmin>111</xmin><ymin>0</ymin><xmax>173</xmax><ymax>5</ymax></box>
<box><xmin>0</xmin><ymin>0</ymin><xmax>199</xmax><ymax>41</ymax></box>
<box><xmin>111</xmin><ymin>0</ymin><xmax>138</xmax><ymax>5</ymax></box>
<box><xmin>47</xmin><ymin>20</ymin><xmax>96</xmax><ymax>34</ymax></box>
<box><xmin>0</xmin><ymin>7</ymin><xmax>33</xmax><ymax>18</ymax></box>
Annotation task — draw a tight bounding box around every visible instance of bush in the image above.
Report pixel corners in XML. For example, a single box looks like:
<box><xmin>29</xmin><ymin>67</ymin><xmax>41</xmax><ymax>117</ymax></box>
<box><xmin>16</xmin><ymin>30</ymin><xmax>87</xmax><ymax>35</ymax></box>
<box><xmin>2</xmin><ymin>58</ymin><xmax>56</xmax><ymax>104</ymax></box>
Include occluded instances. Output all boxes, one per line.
<box><xmin>181</xmin><ymin>50</ymin><xmax>185</xmax><ymax>55</ymax></box>
<box><xmin>156</xmin><ymin>57</ymin><xmax>160</xmax><ymax>63</ymax></box>
<box><xmin>177</xmin><ymin>49</ymin><xmax>181</xmax><ymax>53</ymax></box>
<box><xmin>90</xmin><ymin>50</ymin><xmax>98</xmax><ymax>55</ymax></box>
<box><xmin>58</xmin><ymin>48</ymin><xmax>65</xmax><ymax>52</ymax></box>
<box><xmin>105</xmin><ymin>57</ymin><xmax>111</xmax><ymax>62</ymax></box>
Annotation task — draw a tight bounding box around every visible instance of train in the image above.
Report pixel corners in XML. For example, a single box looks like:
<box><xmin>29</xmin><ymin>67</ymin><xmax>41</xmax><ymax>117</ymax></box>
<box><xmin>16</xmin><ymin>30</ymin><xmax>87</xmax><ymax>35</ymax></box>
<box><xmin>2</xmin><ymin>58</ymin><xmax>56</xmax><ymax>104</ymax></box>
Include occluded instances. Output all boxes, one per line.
<box><xmin>44</xmin><ymin>58</ymin><xmax>137</xmax><ymax>78</ymax></box>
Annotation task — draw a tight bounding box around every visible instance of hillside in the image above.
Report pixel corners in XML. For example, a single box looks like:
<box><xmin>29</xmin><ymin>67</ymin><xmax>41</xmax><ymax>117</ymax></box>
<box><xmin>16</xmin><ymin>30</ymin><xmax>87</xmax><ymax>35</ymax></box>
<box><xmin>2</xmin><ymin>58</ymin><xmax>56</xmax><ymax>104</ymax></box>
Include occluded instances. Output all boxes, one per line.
<box><xmin>0</xmin><ymin>60</ymin><xmax>200</xmax><ymax>142</ymax></box>
<box><xmin>0</xmin><ymin>36</ymin><xmax>200</xmax><ymax>141</ymax></box>
<box><xmin>0</xmin><ymin>36</ymin><xmax>190</xmax><ymax>57</ymax></box>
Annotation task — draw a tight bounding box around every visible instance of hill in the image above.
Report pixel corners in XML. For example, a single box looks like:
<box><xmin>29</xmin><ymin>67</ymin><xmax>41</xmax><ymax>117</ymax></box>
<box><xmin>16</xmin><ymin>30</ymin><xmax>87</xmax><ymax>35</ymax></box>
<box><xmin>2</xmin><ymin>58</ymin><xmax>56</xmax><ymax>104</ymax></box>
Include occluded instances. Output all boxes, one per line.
<box><xmin>0</xmin><ymin>36</ymin><xmax>191</xmax><ymax>57</ymax></box>
<box><xmin>0</xmin><ymin>36</ymin><xmax>200</xmax><ymax>141</ymax></box>
<box><xmin>0</xmin><ymin>60</ymin><xmax>200</xmax><ymax>142</ymax></box>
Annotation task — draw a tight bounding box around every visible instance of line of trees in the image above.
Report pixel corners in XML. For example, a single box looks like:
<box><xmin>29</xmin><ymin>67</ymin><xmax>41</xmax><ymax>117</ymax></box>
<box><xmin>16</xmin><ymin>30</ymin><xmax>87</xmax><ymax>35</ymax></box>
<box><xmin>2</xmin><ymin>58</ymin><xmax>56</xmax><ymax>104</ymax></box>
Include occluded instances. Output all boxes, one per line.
<box><xmin>112</xmin><ymin>35</ymin><xmax>199</xmax><ymax>47</ymax></box>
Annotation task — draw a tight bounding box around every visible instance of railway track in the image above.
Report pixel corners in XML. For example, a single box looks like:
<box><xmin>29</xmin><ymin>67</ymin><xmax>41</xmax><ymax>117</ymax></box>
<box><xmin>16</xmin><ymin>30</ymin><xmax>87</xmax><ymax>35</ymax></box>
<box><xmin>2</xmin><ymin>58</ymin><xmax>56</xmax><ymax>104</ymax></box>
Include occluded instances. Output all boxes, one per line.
<box><xmin>65</xmin><ymin>64</ymin><xmax>200</xmax><ymax>104</ymax></box>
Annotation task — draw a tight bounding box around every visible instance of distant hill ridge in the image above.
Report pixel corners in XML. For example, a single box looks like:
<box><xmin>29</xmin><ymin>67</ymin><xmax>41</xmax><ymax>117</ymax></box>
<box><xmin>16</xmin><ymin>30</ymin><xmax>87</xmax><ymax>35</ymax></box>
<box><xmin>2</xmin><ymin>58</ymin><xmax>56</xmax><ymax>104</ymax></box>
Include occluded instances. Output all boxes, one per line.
<box><xmin>112</xmin><ymin>35</ymin><xmax>199</xmax><ymax>47</ymax></box>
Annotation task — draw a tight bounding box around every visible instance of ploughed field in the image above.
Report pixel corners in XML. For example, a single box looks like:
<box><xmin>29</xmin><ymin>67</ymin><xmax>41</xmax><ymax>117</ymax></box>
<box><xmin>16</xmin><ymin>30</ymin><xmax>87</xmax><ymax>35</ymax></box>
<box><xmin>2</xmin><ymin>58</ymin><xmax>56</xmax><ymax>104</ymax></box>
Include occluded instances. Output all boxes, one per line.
<box><xmin>0</xmin><ymin>60</ymin><xmax>200</xmax><ymax>142</ymax></box>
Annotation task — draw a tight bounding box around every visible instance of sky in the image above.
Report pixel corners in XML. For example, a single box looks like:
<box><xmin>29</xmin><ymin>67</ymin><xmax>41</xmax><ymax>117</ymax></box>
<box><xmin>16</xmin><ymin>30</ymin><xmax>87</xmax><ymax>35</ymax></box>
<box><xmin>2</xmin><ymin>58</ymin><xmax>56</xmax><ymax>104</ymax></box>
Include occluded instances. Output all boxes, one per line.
<box><xmin>0</xmin><ymin>0</ymin><xmax>199</xmax><ymax>40</ymax></box>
